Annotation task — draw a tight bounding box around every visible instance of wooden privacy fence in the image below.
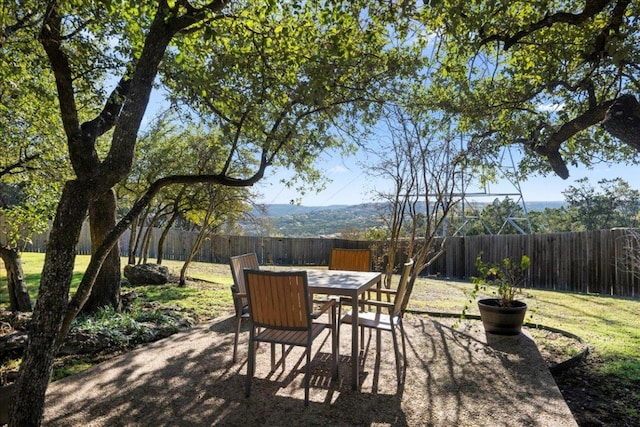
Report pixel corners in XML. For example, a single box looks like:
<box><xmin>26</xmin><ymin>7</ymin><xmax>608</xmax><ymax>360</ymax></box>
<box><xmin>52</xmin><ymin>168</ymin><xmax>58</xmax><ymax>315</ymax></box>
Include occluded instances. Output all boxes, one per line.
<box><xmin>436</xmin><ymin>230</ymin><xmax>640</xmax><ymax>297</ymax></box>
<box><xmin>25</xmin><ymin>225</ymin><xmax>640</xmax><ymax>298</ymax></box>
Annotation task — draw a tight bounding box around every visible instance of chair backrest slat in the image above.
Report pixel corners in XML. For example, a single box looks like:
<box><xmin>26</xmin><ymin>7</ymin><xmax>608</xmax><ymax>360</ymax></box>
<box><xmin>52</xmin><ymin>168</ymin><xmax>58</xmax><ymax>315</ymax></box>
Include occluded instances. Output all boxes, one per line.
<box><xmin>229</xmin><ymin>253</ymin><xmax>260</xmax><ymax>318</ymax></box>
<box><xmin>230</xmin><ymin>253</ymin><xmax>260</xmax><ymax>295</ymax></box>
<box><xmin>329</xmin><ymin>248</ymin><xmax>371</xmax><ymax>272</ymax></box>
<box><xmin>392</xmin><ymin>259</ymin><xmax>414</xmax><ymax>316</ymax></box>
<box><xmin>244</xmin><ymin>270</ymin><xmax>310</xmax><ymax>330</ymax></box>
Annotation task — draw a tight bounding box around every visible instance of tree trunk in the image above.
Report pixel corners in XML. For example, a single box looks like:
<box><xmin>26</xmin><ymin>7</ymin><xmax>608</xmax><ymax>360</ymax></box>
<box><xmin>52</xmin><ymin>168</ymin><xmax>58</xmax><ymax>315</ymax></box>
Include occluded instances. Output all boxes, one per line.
<box><xmin>602</xmin><ymin>94</ymin><xmax>640</xmax><ymax>150</ymax></box>
<box><xmin>157</xmin><ymin>210</ymin><xmax>179</xmax><ymax>265</ymax></box>
<box><xmin>139</xmin><ymin>216</ymin><xmax>158</xmax><ymax>265</ymax></box>
<box><xmin>0</xmin><ymin>247</ymin><xmax>32</xmax><ymax>312</ymax></box>
<box><xmin>138</xmin><ymin>213</ymin><xmax>164</xmax><ymax>265</ymax></box>
<box><xmin>127</xmin><ymin>215</ymin><xmax>138</xmax><ymax>265</ymax></box>
<box><xmin>179</xmin><ymin>197</ymin><xmax>216</xmax><ymax>287</ymax></box>
<box><xmin>83</xmin><ymin>189</ymin><xmax>121</xmax><ymax>313</ymax></box>
<box><xmin>158</xmin><ymin>186</ymin><xmax>186</xmax><ymax>265</ymax></box>
<box><xmin>179</xmin><ymin>227</ymin><xmax>207</xmax><ymax>287</ymax></box>
<box><xmin>10</xmin><ymin>181</ymin><xmax>89</xmax><ymax>426</ymax></box>
<box><xmin>133</xmin><ymin>206</ymin><xmax>151</xmax><ymax>264</ymax></box>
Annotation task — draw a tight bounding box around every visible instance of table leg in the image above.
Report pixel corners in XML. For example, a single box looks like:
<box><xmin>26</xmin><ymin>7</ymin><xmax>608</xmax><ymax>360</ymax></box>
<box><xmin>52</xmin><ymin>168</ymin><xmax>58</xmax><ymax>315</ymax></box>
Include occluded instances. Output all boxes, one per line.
<box><xmin>351</xmin><ymin>294</ymin><xmax>359</xmax><ymax>390</ymax></box>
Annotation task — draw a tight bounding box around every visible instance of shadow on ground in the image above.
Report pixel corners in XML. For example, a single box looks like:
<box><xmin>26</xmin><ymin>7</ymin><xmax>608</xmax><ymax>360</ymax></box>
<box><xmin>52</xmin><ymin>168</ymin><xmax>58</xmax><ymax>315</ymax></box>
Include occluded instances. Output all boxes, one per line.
<box><xmin>43</xmin><ymin>314</ymin><xmax>576</xmax><ymax>427</ymax></box>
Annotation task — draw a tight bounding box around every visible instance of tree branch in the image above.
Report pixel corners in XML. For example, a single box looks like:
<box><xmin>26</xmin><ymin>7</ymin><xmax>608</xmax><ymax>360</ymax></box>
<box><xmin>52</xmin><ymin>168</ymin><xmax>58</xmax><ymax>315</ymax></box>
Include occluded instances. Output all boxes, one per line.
<box><xmin>165</xmin><ymin>0</ymin><xmax>228</xmax><ymax>33</ymax></box>
<box><xmin>81</xmin><ymin>77</ymin><xmax>132</xmax><ymax>140</ymax></box>
<box><xmin>526</xmin><ymin>100</ymin><xmax>615</xmax><ymax>179</ymax></box>
<box><xmin>0</xmin><ymin>9</ymin><xmax>39</xmax><ymax>47</ymax></box>
<box><xmin>59</xmin><ymin>163</ymin><xmax>269</xmax><ymax>341</ymax></box>
<box><xmin>0</xmin><ymin>152</ymin><xmax>41</xmax><ymax>177</ymax></box>
<box><xmin>602</xmin><ymin>94</ymin><xmax>640</xmax><ymax>150</ymax></box>
<box><xmin>480</xmin><ymin>0</ymin><xmax>613</xmax><ymax>50</ymax></box>
<box><xmin>39</xmin><ymin>1</ymin><xmax>82</xmax><ymax>151</ymax></box>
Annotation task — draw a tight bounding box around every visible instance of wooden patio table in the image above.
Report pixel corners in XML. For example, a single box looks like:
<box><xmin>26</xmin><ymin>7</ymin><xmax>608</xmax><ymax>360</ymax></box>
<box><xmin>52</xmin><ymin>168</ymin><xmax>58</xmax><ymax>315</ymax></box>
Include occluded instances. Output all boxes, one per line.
<box><xmin>305</xmin><ymin>269</ymin><xmax>382</xmax><ymax>390</ymax></box>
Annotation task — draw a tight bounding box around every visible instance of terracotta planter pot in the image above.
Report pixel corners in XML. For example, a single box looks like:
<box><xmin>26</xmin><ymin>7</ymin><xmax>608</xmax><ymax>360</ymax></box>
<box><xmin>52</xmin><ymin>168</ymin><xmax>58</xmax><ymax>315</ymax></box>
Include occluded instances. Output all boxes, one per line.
<box><xmin>477</xmin><ymin>298</ymin><xmax>527</xmax><ymax>335</ymax></box>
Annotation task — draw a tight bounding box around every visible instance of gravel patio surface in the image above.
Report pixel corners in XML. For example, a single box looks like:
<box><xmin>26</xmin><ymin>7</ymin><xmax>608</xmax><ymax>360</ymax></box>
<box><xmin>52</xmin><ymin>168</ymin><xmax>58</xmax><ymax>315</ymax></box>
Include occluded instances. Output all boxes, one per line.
<box><xmin>43</xmin><ymin>313</ymin><xmax>577</xmax><ymax>426</ymax></box>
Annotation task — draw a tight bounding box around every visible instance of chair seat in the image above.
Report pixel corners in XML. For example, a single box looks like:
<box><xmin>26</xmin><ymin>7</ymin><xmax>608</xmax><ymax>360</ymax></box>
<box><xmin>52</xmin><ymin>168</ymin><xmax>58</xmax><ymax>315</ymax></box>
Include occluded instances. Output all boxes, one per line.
<box><xmin>255</xmin><ymin>323</ymin><xmax>329</xmax><ymax>346</ymax></box>
<box><xmin>341</xmin><ymin>310</ymin><xmax>398</xmax><ymax>331</ymax></box>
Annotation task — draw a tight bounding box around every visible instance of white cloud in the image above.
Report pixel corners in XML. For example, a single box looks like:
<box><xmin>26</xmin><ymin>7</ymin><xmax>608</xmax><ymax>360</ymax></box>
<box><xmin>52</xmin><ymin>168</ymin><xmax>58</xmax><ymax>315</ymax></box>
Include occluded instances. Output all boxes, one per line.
<box><xmin>328</xmin><ymin>165</ymin><xmax>349</xmax><ymax>174</ymax></box>
<box><xmin>537</xmin><ymin>103</ymin><xmax>565</xmax><ymax>112</ymax></box>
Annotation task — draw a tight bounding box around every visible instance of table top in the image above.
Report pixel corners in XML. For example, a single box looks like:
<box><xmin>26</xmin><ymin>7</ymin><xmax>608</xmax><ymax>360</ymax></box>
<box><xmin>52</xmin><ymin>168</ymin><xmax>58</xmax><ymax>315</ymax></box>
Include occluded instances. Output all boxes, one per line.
<box><xmin>305</xmin><ymin>269</ymin><xmax>381</xmax><ymax>296</ymax></box>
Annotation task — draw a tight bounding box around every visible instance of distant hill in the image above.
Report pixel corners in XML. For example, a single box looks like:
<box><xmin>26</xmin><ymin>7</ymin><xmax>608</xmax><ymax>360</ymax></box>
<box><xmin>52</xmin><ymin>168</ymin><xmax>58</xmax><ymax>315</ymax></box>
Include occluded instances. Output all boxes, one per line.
<box><xmin>262</xmin><ymin>203</ymin><xmax>353</xmax><ymax>217</ymax></box>
<box><xmin>240</xmin><ymin>200</ymin><xmax>566</xmax><ymax>237</ymax></box>
<box><xmin>241</xmin><ymin>203</ymin><xmax>384</xmax><ymax>237</ymax></box>
<box><xmin>525</xmin><ymin>201</ymin><xmax>566</xmax><ymax>211</ymax></box>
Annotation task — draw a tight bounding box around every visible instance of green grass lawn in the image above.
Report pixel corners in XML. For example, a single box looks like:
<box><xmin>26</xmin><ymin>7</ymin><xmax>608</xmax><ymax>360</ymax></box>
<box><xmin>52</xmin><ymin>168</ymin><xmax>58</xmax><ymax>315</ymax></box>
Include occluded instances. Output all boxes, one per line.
<box><xmin>2</xmin><ymin>252</ymin><xmax>639</xmax><ymax>386</ymax></box>
<box><xmin>411</xmin><ymin>276</ymin><xmax>640</xmax><ymax>383</ymax></box>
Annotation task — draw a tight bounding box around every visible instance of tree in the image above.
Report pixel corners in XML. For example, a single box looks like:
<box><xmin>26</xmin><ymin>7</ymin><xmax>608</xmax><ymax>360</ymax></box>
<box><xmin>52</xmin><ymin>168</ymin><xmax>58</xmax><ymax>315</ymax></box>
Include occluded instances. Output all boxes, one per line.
<box><xmin>0</xmin><ymin>4</ymin><xmax>67</xmax><ymax>313</ymax></box>
<box><xmin>178</xmin><ymin>184</ymin><xmax>246</xmax><ymax>286</ymax></box>
<box><xmin>464</xmin><ymin>197</ymin><xmax>529</xmax><ymax>236</ymax></box>
<box><xmin>370</xmin><ymin>103</ymin><xmax>467</xmax><ymax>297</ymax></box>
<box><xmin>421</xmin><ymin>0</ymin><xmax>640</xmax><ymax>180</ymax></box>
<box><xmin>562</xmin><ymin>177</ymin><xmax>640</xmax><ymax>230</ymax></box>
<box><xmin>116</xmin><ymin>116</ymin><xmax>255</xmax><ymax>266</ymax></box>
<box><xmin>6</xmin><ymin>2</ymin><xmax>416</xmax><ymax>424</ymax></box>
<box><xmin>529</xmin><ymin>206</ymin><xmax>577</xmax><ymax>233</ymax></box>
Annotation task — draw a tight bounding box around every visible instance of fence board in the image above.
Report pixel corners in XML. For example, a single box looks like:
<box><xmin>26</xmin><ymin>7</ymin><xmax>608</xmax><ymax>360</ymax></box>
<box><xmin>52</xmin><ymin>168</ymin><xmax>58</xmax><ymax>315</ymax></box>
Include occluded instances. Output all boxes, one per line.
<box><xmin>23</xmin><ymin>226</ymin><xmax>640</xmax><ymax>298</ymax></box>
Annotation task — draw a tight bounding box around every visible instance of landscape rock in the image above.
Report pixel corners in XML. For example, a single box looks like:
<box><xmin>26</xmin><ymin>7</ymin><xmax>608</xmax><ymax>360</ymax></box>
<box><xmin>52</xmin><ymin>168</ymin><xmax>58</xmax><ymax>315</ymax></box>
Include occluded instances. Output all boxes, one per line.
<box><xmin>58</xmin><ymin>331</ymin><xmax>115</xmax><ymax>355</ymax></box>
<box><xmin>123</xmin><ymin>263</ymin><xmax>170</xmax><ymax>285</ymax></box>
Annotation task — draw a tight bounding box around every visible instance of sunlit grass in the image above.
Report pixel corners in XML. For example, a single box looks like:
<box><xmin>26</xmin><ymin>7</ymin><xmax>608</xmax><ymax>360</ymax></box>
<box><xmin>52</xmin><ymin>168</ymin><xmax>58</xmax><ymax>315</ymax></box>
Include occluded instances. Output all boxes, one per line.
<box><xmin>50</xmin><ymin>359</ymin><xmax>94</xmax><ymax>381</ymax></box>
<box><xmin>410</xmin><ymin>276</ymin><xmax>640</xmax><ymax>380</ymax></box>
<box><xmin>0</xmin><ymin>252</ymin><xmax>88</xmax><ymax>304</ymax></box>
<box><xmin>1</xmin><ymin>255</ymin><xmax>234</xmax><ymax>320</ymax></box>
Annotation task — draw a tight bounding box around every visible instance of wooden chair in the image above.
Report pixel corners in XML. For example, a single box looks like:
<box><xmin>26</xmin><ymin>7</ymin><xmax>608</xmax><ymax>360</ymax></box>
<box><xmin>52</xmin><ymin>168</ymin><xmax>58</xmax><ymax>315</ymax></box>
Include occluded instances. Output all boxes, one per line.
<box><xmin>339</xmin><ymin>259</ymin><xmax>414</xmax><ymax>385</ymax></box>
<box><xmin>243</xmin><ymin>269</ymin><xmax>338</xmax><ymax>406</ymax></box>
<box><xmin>326</xmin><ymin>247</ymin><xmax>372</xmax><ymax>301</ymax></box>
<box><xmin>229</xmin><ymin>253</ymin><xmax>260</xmax><ymax>363</ymax></box>
<box><xmin>329</xmin><ymin>248</ymin><xmax>372</xmax><ymax>272</ymax></box>
<box><xmin>327</xmin><ymin>248</ymin><xmax>373</xmax><ymax>340</ymax></box>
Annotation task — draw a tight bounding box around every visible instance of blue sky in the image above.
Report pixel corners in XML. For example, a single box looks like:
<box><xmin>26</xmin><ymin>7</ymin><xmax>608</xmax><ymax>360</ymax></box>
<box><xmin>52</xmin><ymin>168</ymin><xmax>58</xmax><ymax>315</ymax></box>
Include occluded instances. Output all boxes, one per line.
<box><xmin>143</xmin><ymin>87</ymin><xmax>633</xmax><ymax>208</ymax></box>
<box><xmin>256</xmin><ymin>147</ymin><xmax>634</xmax><ymax>207</ymax></box>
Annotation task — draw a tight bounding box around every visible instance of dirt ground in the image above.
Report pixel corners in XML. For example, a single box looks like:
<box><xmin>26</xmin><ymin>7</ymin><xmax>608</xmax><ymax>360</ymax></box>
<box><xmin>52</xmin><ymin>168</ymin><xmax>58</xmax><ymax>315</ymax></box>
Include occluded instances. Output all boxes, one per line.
<box><xmin>42</xmin><ymin>313</ymin><xmax>576</xmax><ymax>426</ymax></box>
<box><xmin>2</xmin><ymin>263</ymin><xmax>638</xmax><ymax>426</ymax></box>
<box><xmin>193</xmin><ymin>263</ymin><xmax>638</xmax><ymax>427</ymax></box>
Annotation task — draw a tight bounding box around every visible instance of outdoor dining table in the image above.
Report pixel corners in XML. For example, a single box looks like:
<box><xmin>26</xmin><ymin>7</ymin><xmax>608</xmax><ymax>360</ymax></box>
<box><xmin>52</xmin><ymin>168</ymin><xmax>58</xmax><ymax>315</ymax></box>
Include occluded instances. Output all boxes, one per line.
<box><xmin>305</xmin><ymin>269</ymin><xmax>383</xmax><ymax>390</ymax></box>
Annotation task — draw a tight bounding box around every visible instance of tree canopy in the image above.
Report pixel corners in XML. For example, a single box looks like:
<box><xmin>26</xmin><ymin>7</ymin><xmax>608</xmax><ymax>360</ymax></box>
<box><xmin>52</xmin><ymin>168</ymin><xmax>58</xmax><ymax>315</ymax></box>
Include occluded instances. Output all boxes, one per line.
<box><xmin>421</xmin><ymin>0</ymin><xmax>640</xmax><ymax>178</ymax></box>
<box><xmin>563</xmin><ymin>177</ymin><xmax>640</xmax><ymax>230</ymax></box>
<box><xmin>3</xmin><ymin>1</ymin><xmax>420</xmax><ymax>424</ymax></box>
<box><xmin>5</xmin><ymin>1</ymin><xmax>640</xmax><ymax>424</ymax></box>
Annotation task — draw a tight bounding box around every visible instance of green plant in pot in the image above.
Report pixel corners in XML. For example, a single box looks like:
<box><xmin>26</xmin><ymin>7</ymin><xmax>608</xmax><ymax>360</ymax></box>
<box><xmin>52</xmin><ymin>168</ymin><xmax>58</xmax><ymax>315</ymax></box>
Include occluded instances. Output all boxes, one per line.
<box><xmin>462</xmin><ymin>254</ymin><xmax>531</xmax><ymax>335</ymax></box>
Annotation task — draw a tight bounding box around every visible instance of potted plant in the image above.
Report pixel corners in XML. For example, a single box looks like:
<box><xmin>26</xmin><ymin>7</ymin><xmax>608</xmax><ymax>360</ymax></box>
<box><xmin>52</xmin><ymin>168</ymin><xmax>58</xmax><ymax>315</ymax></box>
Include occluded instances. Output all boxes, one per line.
<box><xmin>462</xmin><ymin>254</ymin><xmax>531</xmax><ymax>335</ymax></box>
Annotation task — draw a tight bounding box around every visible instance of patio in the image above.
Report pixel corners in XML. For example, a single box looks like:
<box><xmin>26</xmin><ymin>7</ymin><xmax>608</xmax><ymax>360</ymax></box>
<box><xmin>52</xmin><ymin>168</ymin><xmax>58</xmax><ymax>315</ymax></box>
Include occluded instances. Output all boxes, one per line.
<box><xmin>43</xmin><ymin>313</ymin><xmax>577</xmax><ymax>426</ymax></box>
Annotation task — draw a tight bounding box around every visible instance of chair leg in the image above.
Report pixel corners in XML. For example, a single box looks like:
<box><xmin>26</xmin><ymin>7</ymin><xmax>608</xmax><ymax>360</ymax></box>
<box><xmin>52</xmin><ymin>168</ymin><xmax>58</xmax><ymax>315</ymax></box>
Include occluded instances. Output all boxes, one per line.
<box><xmin>282</xmin><ymin>344</ymin><xmax>286</xmax><ymax>371</ymax></box>
<box><xmin>336</xmin><ymin>304</ymin><xmax>342</xmax><ymax>349</ymax></box>
<box><xmin>335</xmin><ymin>297</ymin><xmax>341</xmax><ymax>339</ymax></box>
<box><xmin>331</xmin><ymin>305</ymin><xmax>339</xmax><ymax>379</ymax></box>
<box><xmin>245</xmin><ymin>329</ymin><xmax>256</xmax><ymax>397</ymax></box>
<box><xmin>233</xmin><ymin>316</ymin><xmax>242</xmax><ymax>363</ymax></box>
<box><xmin>390</xmin><ymin>324</ymin><xmax>401</xmax><ymax>385</ymax></box>
<box><xmin>270</xmin><ymin>343</ymin><xmax>276</xmax><ymax>370</ymax></box>
<box><xmin>304</xmin><ymin>347</ymin><xmax>311</xmax><ymax>406</ymax></box>
<box><xmin>399</xmin><ymin>318</ymin><xmax>408</xmax><ymax>368</ymax></box>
